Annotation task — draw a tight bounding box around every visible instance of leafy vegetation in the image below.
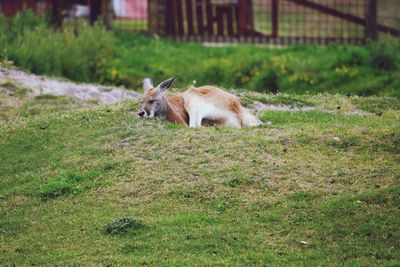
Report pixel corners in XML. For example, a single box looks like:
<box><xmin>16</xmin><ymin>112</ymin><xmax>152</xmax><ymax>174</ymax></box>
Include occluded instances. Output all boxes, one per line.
<box><xmin>0</xmin><ymin>10</ymin><xmax>114</xmax><ymax>83</ymax></box>
<box><xmin>1</xmin><ymin>10</ymin><xmax>400</xmax><ymax>96</ymax></box>
<box><xmin>1</xmin><ymin>97</ymin><xmax>399</xmax><ymax>265</ymax></box>
<box><xmin>110</xmin><ymin>34</ymin><xmax>400</xmax><ymax>97</ymax></box>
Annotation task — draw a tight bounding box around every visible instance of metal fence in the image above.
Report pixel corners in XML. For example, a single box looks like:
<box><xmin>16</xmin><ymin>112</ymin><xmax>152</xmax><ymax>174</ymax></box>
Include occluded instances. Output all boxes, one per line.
<box><xmin>160</xmin><ymin>0</ymin><xmax>400</xmax><ymax>44</ymax></box>
<box><xmin>1</xmin><ymin>0</ymin><xmax>399</xmax><ymax>44</ymax></box>
<box><xmin>117</xmin><ymin>0</ymin><xmax>400</xmax><ymax>44</ymax></box>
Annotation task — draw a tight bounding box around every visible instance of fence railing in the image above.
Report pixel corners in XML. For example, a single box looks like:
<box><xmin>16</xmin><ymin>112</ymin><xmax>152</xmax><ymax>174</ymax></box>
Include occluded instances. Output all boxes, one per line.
<box><xmin>155</xmin><ymin>0</ymin><xmax>400</xmax><ymax>44</ymax></box>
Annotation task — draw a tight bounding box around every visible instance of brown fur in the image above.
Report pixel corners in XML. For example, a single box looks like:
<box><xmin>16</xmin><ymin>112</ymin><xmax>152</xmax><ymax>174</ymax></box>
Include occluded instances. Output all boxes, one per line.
<box><xmin>166</xmin><ymin>94</ymin><xmax>189</xmax><ymax>125</ymax></box>
<box><xmin>190</xmin><ymin>87</ymin><xmax>214</xmax><ymax>96</ymax></box>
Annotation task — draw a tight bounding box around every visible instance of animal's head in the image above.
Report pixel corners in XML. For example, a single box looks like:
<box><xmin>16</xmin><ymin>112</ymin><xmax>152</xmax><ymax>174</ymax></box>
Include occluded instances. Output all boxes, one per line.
<box><xmin>138</xmin><ymin>77</ymin><xmax>176</xmax><ymax>119</ymax></box>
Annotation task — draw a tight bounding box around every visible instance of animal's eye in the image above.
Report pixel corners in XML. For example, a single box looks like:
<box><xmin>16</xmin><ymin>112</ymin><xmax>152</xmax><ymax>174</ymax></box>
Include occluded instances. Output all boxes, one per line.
<box><xmin>148</xmin><ymin>100</ymin><xmax>156</xmax><ymax>104</ymax></box>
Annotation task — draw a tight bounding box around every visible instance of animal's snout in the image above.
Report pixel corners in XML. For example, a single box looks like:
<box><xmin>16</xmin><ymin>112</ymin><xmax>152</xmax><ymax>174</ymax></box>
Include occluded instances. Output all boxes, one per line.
<box><xmin>138</xmin><ymin>110</ymin><xmax>146</xmax><ymax>118</ymax></box>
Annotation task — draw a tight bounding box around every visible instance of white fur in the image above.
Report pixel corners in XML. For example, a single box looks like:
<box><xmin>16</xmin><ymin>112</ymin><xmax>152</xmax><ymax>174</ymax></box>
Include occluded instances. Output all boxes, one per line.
<box><xmin>185</xmin><ymin>96</ymin><xmax>241</xmax><ymax>128</ymax></box>
<box><xmin>240</xmin><ymin>108</ymin><xmax>262</xmax><ymax>127</ymax></box>
<box><xmin>142</xmin><ymin>78</ymin><xmax>154</xmax><ymax>92</ymax></box>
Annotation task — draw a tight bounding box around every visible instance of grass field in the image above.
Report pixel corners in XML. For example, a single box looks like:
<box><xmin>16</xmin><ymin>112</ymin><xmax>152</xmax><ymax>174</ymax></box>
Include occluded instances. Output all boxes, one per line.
<box><xmin>112</xmin><ymin>19</ymin><xmax>147</xmax><ymax>32</ymax></box>
<box><xmin>1</xmin><ymin>92</ymin><xmax>399</xmax><ymax>265</ymax></box>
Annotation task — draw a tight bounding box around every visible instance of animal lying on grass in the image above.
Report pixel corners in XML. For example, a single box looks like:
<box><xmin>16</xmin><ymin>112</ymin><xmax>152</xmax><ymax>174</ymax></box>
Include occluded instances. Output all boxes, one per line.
<box><xmin>138</xmin><ymin>77</ymin><xmax>262</xmax><ymax>128</ymax></box>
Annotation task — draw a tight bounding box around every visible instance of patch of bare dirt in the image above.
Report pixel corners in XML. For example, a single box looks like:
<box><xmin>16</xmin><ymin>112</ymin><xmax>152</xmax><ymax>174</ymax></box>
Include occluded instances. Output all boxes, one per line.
<box><xmin>0</xmin><ymin>66</ymin><xmax>142</xmax><ymax>104</ymax></box>
<box><xmin>250</xmin><ymin>101</ymin><xmax>316</xmax><ymax>112</ymax></box>
<box><xmin>250</xmin><ymin>100</ymin><xmax>367</xmax><ymax>115</ymax></box>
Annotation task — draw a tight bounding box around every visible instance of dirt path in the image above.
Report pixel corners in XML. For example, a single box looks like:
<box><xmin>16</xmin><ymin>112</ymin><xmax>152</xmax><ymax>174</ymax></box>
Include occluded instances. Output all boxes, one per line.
<box><xmin>0</xmin><ymin>66</ymin><xmax>367</xmax><ymax>116</ymax></box>
<box><xmin>0</xmin><ymin>67</ymin><xmax>142</xmax><ymax>104</ymax></box>
<box><xmin>0</xmin><ymin>66</ymin><xmax>304</xmax><ymax>112</ymax></box>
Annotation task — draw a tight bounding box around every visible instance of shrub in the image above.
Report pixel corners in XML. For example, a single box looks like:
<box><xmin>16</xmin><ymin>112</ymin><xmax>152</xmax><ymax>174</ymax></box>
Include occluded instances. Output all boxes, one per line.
<box><xmin>333</xmin><ymin>46</ymin><xmax>368</xmax><ymax>67</ymax></box>
<box><xmin>0</xmin><ymin>10</ymin><xmax>114</xmax><ymax>83</ymax></box>
<box><xmin>201</xmin><ymin>63</ymin><xmax>226</xmax><ymax>86</ymax></box>
<box><xmin>369</xmin><ymin>42</ymin><xmax>398</xmax><ymax>71</ymax></box>
<box><xmin>250</xmin><ymin>69</ymin><xmax>279</xmax><ymax>93</ymax></box>
<box><xmin>233</xmin><ymin>59</ymin><xmax>264</xmax><ymax>88</ymax></box>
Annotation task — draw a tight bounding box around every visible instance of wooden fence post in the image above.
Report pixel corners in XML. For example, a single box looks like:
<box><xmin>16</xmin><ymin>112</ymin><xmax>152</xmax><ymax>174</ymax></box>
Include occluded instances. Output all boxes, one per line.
<box><xmin>51</xmin><ymin>0</ymin><xmax>64</xmax><ymax>27</ymax></box>
<box><xmin>89</xmin><ymin>0</ymin><xmax>102</xmax><ymax>25</ymax></box>
<box><xmin>271</xmin><ymin>0</ymin><xmax>278</xmax><ymax>38</ymax></box>
<box><xmin>237</xmin><ymin>0</ymin><xmax>246</xmax><ymax>36</ymax></box>
<box><xmin>101</xmin><ymin>0</ymin><xmax>113</xmax><ymax>30</ymax></box>
<box><xmin>365</xmin><ymin>0</ymin><xmax>378</xmax><ymax>40</ymax></box>
<box><xmin>148</xmin><ymin>0</ymin><xmax>166</xmax><ymax>35</ymax></box>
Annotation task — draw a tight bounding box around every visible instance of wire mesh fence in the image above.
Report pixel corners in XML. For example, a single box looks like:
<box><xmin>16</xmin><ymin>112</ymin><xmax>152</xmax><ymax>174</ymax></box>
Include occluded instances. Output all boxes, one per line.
<box><xmin>0</xmin><ymin>0</ymin><xmax>51</xmax><ymax>17</ymax></box>
<box><xmin>377</xmin><ymin>0</ymin><xmax>400</xmax><ymax>38</ymax></box>
<box><xmin>253</xmin><ymin>0</ymin><xmax>366</xmax><ymax>38</ymax></box>
<box><xmin>0</xmin><ymin>0</ymin><xmax>399</xmax><ymax>44</ymax></box>
<box><xmin>160</xmin><ymin>0</ymin><xmax>399</xmax><ymax>44</ymax></box>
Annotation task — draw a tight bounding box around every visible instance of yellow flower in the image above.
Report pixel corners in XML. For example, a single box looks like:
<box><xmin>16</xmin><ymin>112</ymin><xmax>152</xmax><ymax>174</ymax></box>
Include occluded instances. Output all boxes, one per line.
<box><xmin>109</xmin><ymin>67</ymin><xmax>118</xmax><ymax>79</ymax></box>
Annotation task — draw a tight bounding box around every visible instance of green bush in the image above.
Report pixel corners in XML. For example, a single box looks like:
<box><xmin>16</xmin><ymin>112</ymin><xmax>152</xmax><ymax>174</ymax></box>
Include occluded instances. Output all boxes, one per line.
<box><xmin>369</xmin><ymin>42</ymin><xmax>399</xmax><ymax>71</ymax></box>
<box><xmin>250</xmin><ymin>69</ymin><xmax>279</xmax><ymax>93</ymax></box>
<box><xmin>0</xmin><ymin>10</ymin><xmax>114</xmax><ymax>83</ymax></box>
<box><xmin>332</xmin><ymin>45</ymin><xmax>368</xmax><ymax>67</ymax></box>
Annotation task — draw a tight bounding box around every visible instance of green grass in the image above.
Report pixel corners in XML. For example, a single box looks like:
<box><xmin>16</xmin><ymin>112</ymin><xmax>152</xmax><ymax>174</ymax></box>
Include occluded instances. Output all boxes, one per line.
<box><xmin>39</xmin><ymin>170</ymin><xmax>102</xmax><ymax>201</ymax></box>
<box><xmin>352</xmin><ymin>96</ymin><xmax>400</xmax><ymax>114</ymax></box>
<box><xmin>260</xmin><ymin>110</ymin><xmax>365</xmax><ymax>125</ymax></box>
<box><xmin>112</xmin><ymin>19</ymin><xmax>147</xmax><ymax>31</ymax></box>
<box><xmin>0</xmin><ymin>93</ymin><xmax>88</xmax><ymax>121</ymax></box>
<box><xmin>1</xmin><ymin>94</ymin><xmax>399</xmax><ymax>265</ymax></box>
<box><xmin>0</xmin><ymin>79</ymin><xmax>98</xmax><ymax>121</ymax></box>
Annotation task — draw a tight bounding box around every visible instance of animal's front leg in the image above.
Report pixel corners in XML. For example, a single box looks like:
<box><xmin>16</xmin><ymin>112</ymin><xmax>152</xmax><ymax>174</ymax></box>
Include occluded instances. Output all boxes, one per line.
<box><xmin>189</xmin><ymin>113</ymin><xmax>202</xmax><ymax>127</ymax></box>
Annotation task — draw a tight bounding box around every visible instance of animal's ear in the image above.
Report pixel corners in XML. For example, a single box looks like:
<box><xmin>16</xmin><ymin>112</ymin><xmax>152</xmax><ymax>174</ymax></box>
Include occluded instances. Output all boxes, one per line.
<box><xmin>142</xmin><ymin>78</ymin><xmax>154</xmax><ymax>92</ymax></box>
<box><xmin>156</xmin><ymin>77</ymin><xmax>176</xmax><ymax>94</ymax></box>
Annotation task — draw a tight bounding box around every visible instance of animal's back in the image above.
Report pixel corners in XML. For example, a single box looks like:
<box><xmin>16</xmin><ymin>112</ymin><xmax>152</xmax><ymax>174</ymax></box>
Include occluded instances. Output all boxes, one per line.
<box><xmin>183</xmin><ymin>86</ymin><xmax>262</xmax><ymax>127</ymax></box>
<box><xmin>184</xmin><ymin>86</ymin><xmax>240</xmax><ymax>111</ymax></box>
<box><xmin>185</xmin><ymin>86</ymin><xmax>233</xmax><ymax>98</ymax></box>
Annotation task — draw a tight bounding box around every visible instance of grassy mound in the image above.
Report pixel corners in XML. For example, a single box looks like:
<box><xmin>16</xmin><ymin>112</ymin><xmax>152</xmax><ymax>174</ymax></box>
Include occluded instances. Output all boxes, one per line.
<box><xmin>1</xmin><ymin>94</ymin><xmax>399</xmax><ymax>265</ymax></box>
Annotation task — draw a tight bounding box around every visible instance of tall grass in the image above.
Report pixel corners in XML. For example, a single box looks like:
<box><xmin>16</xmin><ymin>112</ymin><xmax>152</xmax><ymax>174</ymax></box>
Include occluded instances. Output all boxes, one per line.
<box><xmin>0</xmin><ymin>9</ymin><xmax>114</xmax><ymax>83</ymax></box>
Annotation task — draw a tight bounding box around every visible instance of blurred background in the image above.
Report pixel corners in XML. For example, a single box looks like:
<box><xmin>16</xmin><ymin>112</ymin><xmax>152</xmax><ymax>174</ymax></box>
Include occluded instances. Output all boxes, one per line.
<box><xmin>1</xmin><ymin>0</ymin><xmax>399</xmax><ymax>43</ymax></box>
<box><xmin>0</xmin><ymin>0</ymin><xmax>399</xmax><ymax>105</ymax></box>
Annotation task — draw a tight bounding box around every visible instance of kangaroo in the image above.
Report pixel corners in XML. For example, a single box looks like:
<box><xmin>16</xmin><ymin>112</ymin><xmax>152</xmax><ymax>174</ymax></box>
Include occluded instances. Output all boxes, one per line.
<box><xmin>138</xmin><ymin>77</ymin><xmax>262</xmax><ymax>128</ymax></box>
